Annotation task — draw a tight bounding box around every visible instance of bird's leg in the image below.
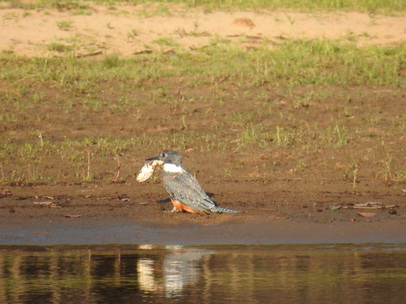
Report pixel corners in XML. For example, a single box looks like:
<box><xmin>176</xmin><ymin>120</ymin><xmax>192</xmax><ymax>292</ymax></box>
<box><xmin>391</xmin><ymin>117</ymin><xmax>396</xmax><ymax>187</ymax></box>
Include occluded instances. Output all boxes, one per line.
<box><xmin>169</xmin><ymin>200</ymin><xmax>184</xmax><ymax>213</ymax></box>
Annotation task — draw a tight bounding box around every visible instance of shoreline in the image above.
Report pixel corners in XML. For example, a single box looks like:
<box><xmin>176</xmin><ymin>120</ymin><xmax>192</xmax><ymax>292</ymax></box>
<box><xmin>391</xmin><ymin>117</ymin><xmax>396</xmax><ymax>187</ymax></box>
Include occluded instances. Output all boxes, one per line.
<box><xmin>1</xmin><ymin>216</ymin><xmax>405</xmax><ymax>246</ymax></box>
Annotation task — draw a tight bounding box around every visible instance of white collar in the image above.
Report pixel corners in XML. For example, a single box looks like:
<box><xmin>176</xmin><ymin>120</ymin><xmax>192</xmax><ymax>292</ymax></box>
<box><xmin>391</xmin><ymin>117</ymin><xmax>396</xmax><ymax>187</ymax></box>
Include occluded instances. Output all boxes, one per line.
<box><xmin>163</xmin><ymin>163</ymin><xmax>185</xmax><ymax>173</ymax></box>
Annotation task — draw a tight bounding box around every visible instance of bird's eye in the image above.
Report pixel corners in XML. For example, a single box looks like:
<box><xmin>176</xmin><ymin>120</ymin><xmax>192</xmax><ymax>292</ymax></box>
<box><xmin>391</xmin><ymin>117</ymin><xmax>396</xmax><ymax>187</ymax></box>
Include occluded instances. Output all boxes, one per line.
<box><xmin>161</xmin><ymin>152</ymin><xmax>167</xmax><ymax>158</ymax></box>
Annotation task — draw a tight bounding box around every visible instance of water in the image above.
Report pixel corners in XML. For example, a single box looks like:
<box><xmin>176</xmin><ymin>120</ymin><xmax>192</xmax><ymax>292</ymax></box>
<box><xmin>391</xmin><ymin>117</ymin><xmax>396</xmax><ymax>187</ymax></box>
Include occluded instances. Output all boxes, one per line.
<box><xmin>0</xmin><ymin>244</ymin><xmax>405</xmax><ymax>304</ymax></box>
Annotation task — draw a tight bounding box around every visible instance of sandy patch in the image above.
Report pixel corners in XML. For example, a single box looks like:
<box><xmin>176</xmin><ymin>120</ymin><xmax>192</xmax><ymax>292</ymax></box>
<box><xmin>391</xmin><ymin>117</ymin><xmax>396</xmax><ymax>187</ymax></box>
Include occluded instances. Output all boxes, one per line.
<box><xmin>0</xmin><ymin>3</ymin><xmax>405</xmax><ymax>57</ymax></box>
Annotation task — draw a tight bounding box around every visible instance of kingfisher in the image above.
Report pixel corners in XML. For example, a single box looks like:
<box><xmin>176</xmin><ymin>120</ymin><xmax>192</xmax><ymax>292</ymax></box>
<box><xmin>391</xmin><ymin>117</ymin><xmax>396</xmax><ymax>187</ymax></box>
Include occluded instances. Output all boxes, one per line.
<box><xmin>146</xmin><ymin>150</ymin><xmax>238</xmax><ymax>214</ymax></box>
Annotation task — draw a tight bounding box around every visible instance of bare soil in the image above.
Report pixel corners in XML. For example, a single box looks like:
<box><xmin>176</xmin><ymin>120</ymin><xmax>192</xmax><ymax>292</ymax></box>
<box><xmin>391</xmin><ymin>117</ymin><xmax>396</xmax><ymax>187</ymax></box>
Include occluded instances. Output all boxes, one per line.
<box><xmin>0</xmin><ymin>4</ymin><xmax>405</xmax><ymax>244</ymax></box>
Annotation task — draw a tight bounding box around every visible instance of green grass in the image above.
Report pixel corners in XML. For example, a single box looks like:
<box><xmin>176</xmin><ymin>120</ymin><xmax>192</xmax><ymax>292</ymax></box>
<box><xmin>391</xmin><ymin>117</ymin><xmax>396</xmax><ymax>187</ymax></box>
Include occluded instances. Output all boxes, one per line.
<box><xmin>1</xmin><ymin>40</ymin><xmax>404</xmax><ymax>87</ymax></box>
<box><xmin>0</xmin><ymin>38</ymin><xmax>405</xmax><ymax>185</ymax></box>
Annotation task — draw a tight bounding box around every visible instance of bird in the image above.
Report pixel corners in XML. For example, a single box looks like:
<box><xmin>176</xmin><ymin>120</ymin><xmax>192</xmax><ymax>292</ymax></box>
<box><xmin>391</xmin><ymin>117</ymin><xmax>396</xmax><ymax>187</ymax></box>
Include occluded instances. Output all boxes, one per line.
<box><xmin>145</xmin><ymin>150</ymin><xmax>238</xmax><ymax>214</ymax></box>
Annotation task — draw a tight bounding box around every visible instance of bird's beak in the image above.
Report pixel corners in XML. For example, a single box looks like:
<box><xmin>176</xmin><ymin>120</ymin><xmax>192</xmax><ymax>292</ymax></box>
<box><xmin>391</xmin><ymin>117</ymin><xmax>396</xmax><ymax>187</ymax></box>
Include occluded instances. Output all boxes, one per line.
<box><xmin>145</xmin><ymin>156</ymin><xmax>160</xmax><ymax>162</ymax></box>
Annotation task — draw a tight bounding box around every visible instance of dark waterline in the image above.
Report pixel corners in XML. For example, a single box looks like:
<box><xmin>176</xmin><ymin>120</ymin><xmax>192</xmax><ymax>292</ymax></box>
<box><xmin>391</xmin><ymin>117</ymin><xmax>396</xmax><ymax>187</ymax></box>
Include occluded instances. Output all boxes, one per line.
<box><xmin>2</xmin><ymin>219</ymin><xmax>405</xmax><ymax>245</ymax></box>
<box><xmin>1</xmin><ymin>243</ymin><xmax>405</xmax><ymax>304</ymax></box>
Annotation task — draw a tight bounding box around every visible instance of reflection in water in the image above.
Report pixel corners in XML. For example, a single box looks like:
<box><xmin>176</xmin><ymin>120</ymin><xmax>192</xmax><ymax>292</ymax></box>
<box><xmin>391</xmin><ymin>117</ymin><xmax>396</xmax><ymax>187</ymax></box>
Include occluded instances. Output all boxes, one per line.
<box><xmin>162</xmin><ymin>246</ymin><xmax>210</xmax><ymax>297</ymax></box>
<box><xmin>0</xmin><ymin>244</ymin><xmax>405</xmax><ymax>304</ymax></box>
<box><xmin>136</xmin><ymin>245</ymin><xmax>212</xmax><ymax>298</ymax></box>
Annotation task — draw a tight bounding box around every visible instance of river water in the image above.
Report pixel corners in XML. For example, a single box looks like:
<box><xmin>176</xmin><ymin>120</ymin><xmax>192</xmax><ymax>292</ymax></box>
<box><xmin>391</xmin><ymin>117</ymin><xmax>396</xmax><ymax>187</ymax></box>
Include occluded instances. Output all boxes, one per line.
<box><xmin>0</xmin><ymin>243</ymin><xmax>405</xmax><ymax>304</ymax></box>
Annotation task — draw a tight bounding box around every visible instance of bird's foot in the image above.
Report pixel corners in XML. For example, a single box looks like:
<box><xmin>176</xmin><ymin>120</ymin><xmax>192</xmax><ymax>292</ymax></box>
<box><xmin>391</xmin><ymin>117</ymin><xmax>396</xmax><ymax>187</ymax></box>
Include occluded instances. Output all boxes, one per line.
<box><xmin>166</xmin><ymin>206</ymin><xmax>181</xmax><ymax>213</ymax></box>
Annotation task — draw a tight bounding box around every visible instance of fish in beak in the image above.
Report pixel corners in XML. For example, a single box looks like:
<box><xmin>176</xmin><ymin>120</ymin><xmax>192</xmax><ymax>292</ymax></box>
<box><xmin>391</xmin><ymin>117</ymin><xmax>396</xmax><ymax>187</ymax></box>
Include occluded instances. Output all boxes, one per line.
<box><xmin>136</xmin><ymin>156</ymin><xmax>163</xmax><ymax>183</ymax></box>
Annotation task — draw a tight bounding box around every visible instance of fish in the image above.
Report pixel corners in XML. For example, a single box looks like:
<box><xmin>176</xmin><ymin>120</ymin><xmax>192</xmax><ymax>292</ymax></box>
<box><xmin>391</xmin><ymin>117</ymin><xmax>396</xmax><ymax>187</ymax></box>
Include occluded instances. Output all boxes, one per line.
<box><xmin>136</xmin><ymin>159</ymin><xmax>163</xmax><ymax>182</ymax></box>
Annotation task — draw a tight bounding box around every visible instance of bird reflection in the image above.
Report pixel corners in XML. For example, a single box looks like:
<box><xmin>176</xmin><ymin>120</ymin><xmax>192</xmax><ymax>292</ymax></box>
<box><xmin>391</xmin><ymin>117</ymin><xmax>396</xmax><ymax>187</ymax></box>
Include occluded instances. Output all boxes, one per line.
<box><xmin>137</xmin><ymin>245</ymin><xmax>213</xmax><ymax>297</ymax></box>
<box><xmin>137</xmin><ymin>259</ymin><xmax>157</xmax><ymax>292</ymax></box>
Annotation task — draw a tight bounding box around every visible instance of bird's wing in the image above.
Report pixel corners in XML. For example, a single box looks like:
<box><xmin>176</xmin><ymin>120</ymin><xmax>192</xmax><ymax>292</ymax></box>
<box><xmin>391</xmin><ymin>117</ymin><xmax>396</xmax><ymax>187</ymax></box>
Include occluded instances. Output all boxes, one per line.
<box><xmin>163</xmin><ymin>171</ymin><xmax>216</xmax><ymax>213</ymax></box>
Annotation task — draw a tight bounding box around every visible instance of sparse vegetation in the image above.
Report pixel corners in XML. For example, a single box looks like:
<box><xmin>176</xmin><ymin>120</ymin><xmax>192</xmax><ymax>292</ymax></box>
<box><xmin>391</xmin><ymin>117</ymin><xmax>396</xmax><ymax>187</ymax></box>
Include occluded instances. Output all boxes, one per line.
<box><xmin>46</xmin><ymin>42</ymin><xmax>75</xmax><ymax>52</ymax></box>
<box><xmin>57</xmin><ymin>20</ymin><xmax>74</xmax><ymax>31</ymax></box>
<box><xmin>153</xmin><ymin>36</ymin><xmax>179</xmax><ymax>47</ymax></box>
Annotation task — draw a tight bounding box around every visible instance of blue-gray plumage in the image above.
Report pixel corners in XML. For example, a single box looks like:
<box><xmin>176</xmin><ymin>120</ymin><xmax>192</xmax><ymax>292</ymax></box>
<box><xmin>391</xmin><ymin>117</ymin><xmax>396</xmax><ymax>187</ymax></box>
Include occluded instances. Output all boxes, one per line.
<box><xmin>146</xmin><ymin>150</ymin><xmax>238</xmax><ymax>214</ymax></box>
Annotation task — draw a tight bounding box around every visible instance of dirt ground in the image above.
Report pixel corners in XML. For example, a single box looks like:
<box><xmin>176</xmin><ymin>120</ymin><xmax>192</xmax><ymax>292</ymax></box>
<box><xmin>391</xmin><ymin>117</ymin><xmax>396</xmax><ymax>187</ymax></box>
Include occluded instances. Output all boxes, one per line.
<box><xmin>0</xmin><ymin>3</ymin><xmax>405</xmax><ymax>244</ymax></box>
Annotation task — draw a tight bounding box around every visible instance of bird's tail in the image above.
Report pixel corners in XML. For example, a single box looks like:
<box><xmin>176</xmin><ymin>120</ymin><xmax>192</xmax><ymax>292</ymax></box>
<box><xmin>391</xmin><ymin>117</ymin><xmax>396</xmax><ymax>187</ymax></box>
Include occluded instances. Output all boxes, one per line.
<box><xmin>210</xmin><ymin>206</ymin><xmax>239</xmax><ymax>214</ymax></box>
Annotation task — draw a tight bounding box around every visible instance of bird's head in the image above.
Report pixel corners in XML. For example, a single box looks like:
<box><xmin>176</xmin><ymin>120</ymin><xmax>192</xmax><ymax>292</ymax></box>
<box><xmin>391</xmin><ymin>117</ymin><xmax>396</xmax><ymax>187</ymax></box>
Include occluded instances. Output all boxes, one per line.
<box><xmin>146</xmin><ymin>150</ymin><xmax>183</xmax><ymax>167</ymax></box>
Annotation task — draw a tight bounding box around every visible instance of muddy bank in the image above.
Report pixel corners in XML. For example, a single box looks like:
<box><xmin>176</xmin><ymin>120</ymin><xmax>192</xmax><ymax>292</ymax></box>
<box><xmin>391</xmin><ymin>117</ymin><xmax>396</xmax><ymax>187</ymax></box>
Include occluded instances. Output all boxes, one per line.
<box><xmin>1</xmin><ymin>182</ymin><xmax>405</xmax><ymax>245</ymax></box>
